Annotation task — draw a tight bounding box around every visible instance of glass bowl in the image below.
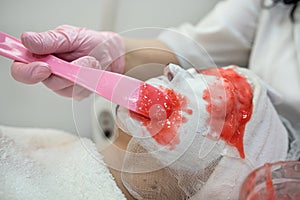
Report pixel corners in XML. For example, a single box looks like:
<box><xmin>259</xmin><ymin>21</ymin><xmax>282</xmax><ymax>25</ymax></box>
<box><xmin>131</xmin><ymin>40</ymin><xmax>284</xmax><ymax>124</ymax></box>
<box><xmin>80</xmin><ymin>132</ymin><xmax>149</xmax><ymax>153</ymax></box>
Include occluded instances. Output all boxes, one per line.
<box><xmin>239</xmin><ymin>161</ymin><xmax>300</xmax><ymax>200</ymax></box>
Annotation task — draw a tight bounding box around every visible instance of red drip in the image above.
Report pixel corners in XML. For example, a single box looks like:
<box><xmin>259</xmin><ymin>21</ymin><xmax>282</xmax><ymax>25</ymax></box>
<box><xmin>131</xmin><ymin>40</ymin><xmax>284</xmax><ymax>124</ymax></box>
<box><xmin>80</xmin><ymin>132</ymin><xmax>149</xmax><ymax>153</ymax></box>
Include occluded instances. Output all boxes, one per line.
<box><xmin>202</xmin><ymin>67</ymin><xmax>253</xmax><ymax>158</ymax></box>
<box><xmin>265</xmin><ymin>163</ymin><xmax>276</xmax><ymax>200</ymax></box>
<box><xmin>130</xmin><ymin>86</ymin><xmax>192</xmax><ymax>149</ymax></box>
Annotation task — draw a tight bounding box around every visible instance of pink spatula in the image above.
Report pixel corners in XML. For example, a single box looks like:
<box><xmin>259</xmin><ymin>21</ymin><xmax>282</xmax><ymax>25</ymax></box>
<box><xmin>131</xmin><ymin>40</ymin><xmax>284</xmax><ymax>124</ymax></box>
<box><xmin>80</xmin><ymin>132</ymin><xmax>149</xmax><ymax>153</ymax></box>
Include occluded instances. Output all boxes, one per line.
<box><xmin>0</xmin><ymin>31</ymin><xmax>173</xmax><ymax>118</ymax></box>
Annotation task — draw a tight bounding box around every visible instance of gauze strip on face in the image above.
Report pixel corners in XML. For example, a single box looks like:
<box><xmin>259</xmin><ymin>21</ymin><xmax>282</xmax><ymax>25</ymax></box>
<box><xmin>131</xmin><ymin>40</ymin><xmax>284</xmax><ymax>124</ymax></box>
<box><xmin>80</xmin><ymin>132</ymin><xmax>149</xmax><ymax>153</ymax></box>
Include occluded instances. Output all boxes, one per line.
<box><xmin>116</xmin><ymin>64</ymin><xmax>288</xmax><ymax>200</ymax></box>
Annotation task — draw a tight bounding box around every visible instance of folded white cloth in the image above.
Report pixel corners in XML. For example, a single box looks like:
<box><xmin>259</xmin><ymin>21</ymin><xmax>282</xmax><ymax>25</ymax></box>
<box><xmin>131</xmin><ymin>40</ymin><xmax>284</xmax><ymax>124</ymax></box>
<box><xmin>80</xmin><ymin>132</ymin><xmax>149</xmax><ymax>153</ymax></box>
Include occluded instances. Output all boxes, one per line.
<box><xmin>191</xmin><ymin>66</ymin><xmax>289</xmax><ymax>199</ymax></box>
<box><xmin>116</xmin><ymin>64</ymin><xmax>289</xmax><ymax>200</ymax></box>
<box><xmin>0</xmin><ymin>126</ymin><xmax>125</xmax><ymax>200</ymax></box>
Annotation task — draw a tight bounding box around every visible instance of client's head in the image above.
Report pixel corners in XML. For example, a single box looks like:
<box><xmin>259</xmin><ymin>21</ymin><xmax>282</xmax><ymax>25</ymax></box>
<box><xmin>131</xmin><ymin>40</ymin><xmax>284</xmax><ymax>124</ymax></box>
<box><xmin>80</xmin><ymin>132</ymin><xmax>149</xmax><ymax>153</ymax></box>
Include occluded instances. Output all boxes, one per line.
<box><xmin>115</xmin><ymin>64</ymin><xmax>288</xmax><ymax>199</ymax></box>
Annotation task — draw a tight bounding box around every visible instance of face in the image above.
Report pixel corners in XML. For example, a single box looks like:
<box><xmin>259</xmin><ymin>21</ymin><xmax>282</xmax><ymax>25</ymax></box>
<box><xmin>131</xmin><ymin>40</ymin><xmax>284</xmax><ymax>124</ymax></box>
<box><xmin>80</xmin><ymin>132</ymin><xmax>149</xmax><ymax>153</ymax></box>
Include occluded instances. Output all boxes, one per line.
<box><xmin>117</xmin><ymin>64</ymin><xmax>218</xmax><ymax>165</ymax></box>
<box><xmin>115</xmin><ymin>64</ymin><xmax>220</xmax><ymax>199</ymax></box>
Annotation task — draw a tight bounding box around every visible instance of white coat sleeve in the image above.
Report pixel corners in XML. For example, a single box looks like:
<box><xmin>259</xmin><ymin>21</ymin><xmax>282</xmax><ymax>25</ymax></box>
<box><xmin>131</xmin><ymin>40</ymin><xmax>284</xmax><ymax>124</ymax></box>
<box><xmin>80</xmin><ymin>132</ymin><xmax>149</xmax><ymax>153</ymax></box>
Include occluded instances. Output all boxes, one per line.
<box><xmin>158</xmin><ymin>0</ymin><xmax>262</xmax><ymax>68</ymax></box>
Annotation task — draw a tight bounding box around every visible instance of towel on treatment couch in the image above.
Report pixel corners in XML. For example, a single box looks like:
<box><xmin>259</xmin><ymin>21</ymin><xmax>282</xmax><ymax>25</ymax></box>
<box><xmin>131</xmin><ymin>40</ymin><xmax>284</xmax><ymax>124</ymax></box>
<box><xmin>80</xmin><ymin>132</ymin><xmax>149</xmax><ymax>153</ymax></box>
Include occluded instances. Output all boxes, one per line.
<box><xmin>0</xmin><ymin>126</ymin><xmax>125</xmax><ymax>200</ymax></box>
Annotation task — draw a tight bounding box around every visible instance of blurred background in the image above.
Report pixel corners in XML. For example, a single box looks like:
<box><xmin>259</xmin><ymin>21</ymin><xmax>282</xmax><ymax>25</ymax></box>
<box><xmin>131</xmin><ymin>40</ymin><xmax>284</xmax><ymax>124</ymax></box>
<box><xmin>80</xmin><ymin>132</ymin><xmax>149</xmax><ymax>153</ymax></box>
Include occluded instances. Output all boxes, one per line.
<box><xmin>0</xmin><ymin>0</ymin><xmax>219</xmax><ymax>138</ymax></box>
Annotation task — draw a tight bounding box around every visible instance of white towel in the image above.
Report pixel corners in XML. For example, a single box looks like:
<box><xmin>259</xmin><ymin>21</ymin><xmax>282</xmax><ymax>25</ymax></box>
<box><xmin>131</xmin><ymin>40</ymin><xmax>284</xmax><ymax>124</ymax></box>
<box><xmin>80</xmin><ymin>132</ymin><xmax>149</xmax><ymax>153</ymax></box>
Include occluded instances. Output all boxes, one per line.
<box><xmin>191</xmin><ymin>67</ymin><xmax>289</xmax><ymax>199</ymax></box>
<box><xmin>0</xmin><ymin>126</ymin><xmax>125</xmax><ymax>200</ymax></box>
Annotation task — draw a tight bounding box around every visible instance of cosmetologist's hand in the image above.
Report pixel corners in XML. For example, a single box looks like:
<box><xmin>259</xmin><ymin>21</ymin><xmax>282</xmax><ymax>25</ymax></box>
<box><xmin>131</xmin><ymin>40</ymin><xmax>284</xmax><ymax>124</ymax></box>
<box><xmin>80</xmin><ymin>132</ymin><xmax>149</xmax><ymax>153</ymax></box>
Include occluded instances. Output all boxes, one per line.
<box><xmin>10</xmin><ymin>25</ymin><xmax>125</xmax><ymax>99</ymax></box>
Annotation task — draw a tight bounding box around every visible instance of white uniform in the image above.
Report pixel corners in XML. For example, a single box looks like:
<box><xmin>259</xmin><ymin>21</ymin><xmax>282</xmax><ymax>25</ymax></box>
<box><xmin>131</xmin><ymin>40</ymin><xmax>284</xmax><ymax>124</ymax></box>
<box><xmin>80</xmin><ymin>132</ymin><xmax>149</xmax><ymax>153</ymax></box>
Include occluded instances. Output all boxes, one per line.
<box><xmin>159</xmin><ymin>0</ymin><xmax>300</xmax><ymax>140</ymax></box>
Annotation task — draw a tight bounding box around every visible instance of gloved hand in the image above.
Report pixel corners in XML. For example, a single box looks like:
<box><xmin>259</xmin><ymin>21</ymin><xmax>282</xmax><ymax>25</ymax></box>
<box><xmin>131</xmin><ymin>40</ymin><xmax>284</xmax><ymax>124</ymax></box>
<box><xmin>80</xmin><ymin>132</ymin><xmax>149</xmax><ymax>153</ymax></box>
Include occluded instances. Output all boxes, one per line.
<box><xmin>11</xmin><ymin>25</ymin><xmax>125</xmax><ymax>99</ymax></box>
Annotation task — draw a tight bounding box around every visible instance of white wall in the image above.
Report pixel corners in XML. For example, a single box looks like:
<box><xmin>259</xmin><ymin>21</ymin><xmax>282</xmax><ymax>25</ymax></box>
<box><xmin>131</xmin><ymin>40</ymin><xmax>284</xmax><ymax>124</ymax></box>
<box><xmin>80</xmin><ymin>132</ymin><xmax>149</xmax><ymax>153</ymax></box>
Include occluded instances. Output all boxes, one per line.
<box><xmin>0</xmin><ymin>0</ymin><xmax>219</xmax><ymax>138</ymax></box>
<box><xmin>0</xmin><ymin>0</ymin><xmax>105</xmax><ymax>137</ymax></box>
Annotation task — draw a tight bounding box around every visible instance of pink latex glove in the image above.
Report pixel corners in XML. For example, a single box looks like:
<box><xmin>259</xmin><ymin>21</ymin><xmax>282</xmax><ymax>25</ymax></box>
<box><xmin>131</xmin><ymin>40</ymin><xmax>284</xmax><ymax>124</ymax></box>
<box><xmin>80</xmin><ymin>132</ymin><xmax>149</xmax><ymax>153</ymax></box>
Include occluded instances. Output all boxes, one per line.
<box><xmin>11</xmin><ymin>25</ymin><xmax>125</xmax><ymax>99</ymax></box>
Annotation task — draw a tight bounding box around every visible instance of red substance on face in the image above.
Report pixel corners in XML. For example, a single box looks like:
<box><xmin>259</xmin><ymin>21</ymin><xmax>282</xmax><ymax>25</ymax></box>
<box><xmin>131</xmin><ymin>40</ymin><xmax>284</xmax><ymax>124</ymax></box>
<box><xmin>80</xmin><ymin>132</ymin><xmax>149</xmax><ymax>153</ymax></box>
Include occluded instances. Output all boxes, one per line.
<box><xmin>201</xmin><ymin>67</ymin><xmax>253</xmax><ymax>158</ymax></box>
<box><xmin>130</xmin><ymin>85</ymin><xmax>192</xmax><ymax>149</ymax></box>
<box><xmin>135</xmin><ymin>83</ymin><xmax>174</xmax><ymax>119</ymax></box>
